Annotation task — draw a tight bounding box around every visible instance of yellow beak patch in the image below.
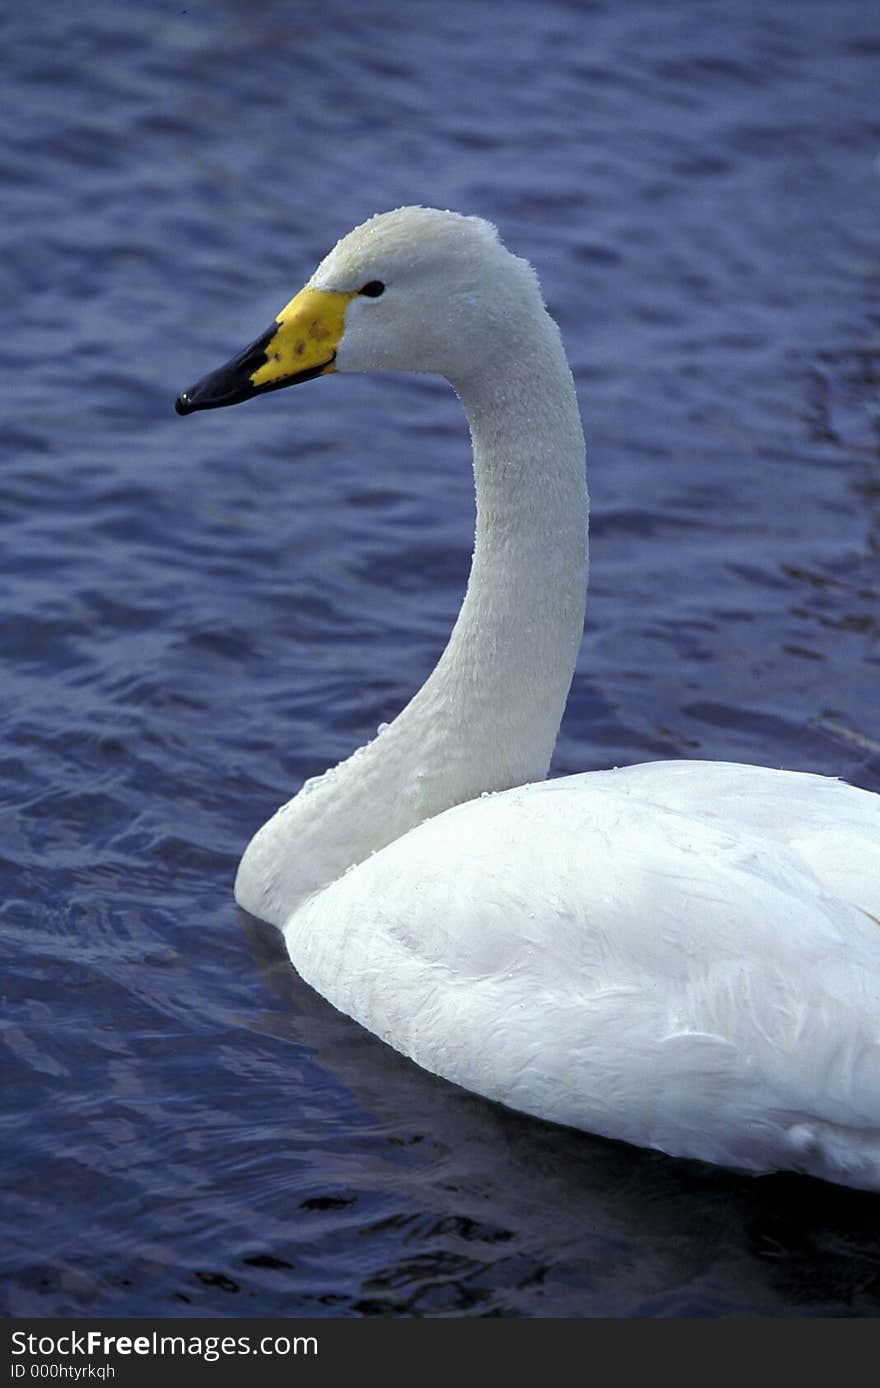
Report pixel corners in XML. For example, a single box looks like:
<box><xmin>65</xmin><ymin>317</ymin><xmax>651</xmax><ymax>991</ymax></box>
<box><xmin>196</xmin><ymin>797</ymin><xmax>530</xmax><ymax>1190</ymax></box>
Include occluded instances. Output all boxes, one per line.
<box><xmin>250</xmin><ymin>286</ymin><xmax>355</xmax><ymax>389</ymax></box>
<box><xmin>175</xmin><ymin>284</ymin><xmax>356</xmax><ymax>414</ymax></box>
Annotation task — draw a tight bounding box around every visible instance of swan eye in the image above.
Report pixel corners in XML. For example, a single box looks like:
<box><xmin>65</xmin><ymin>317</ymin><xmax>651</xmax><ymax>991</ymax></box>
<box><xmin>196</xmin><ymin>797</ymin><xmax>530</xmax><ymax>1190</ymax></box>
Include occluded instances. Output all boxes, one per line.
<box><xmin>359</xmin><ymin>280</ymin><xmax>385</xmax><ymax>298</ymax></box>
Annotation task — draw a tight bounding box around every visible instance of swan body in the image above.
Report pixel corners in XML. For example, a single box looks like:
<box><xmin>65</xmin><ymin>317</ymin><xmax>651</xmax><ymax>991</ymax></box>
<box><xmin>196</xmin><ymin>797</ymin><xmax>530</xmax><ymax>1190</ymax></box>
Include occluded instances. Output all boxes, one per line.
<box><xmin>177</xmin><ymin>207</ymin><xmax>880</xmax><ymax>1191</ymax></box>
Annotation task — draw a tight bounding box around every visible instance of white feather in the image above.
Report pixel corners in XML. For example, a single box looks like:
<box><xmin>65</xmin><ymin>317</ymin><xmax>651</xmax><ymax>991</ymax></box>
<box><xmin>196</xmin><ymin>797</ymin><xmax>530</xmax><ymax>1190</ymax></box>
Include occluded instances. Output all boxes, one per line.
<box><xmin>227</xmin><ymin>208</ymin><xmax>880</xmax><ymax>1191</ymax></box>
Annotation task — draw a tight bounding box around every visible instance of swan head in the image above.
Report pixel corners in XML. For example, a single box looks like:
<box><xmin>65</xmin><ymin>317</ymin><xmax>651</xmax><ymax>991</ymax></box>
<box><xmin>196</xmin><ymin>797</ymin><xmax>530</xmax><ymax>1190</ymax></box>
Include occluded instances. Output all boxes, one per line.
<box><xmin>175</xmin><ymin>206</ymin><xmax>546</xmax><ymax>413</ymax></box>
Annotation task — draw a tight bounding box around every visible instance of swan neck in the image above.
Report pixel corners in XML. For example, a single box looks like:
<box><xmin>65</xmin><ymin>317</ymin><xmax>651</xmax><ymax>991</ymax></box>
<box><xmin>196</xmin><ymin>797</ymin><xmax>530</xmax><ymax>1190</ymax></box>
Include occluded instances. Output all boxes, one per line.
<box><xmin>235</xmin><ymin>310</ymin><xmax>588</xmax><ymax>927</ymax></box>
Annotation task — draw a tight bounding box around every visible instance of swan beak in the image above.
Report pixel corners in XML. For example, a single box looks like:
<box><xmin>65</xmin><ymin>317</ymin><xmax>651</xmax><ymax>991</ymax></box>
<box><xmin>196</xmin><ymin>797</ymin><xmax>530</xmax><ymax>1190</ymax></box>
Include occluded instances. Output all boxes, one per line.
<box><xmin>175</xmin><ymin>287</ymin><xmax>353</xmax><ymax>415</ymax></box>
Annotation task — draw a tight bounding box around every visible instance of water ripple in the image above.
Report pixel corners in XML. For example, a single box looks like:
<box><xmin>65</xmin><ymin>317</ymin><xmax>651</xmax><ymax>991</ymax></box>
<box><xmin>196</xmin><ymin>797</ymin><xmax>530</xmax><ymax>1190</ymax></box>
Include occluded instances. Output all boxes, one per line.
<box><xmin>2</xmin><ymin>0</ymin><xmax>879</xmax><ymax>1319</ymax></box>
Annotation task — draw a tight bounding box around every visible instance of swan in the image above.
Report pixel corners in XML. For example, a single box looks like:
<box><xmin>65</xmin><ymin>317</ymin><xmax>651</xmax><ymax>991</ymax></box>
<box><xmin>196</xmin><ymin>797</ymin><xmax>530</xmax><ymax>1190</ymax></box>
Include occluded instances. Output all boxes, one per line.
<box><xmin>176</xmin><ymin>206</ymin><xmax>880</xmax><ymax>1191</ymax></box>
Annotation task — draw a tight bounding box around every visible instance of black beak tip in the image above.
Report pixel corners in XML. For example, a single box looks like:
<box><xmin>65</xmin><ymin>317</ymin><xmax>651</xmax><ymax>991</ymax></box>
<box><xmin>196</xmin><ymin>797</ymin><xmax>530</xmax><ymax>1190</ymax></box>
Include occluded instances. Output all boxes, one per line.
<box><xmin>175</xmin><ymin>392</ymin><xmax>194</xmax><ymax>416</ymax></box>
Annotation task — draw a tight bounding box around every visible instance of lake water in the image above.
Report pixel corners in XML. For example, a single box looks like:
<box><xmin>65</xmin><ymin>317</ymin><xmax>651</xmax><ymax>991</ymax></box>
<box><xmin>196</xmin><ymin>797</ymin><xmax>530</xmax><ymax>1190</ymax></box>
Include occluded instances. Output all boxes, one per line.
<box><xmin>2</xmin><ymin>0</ymin><xmax>879</xmax><ymax>1317</ymax></box>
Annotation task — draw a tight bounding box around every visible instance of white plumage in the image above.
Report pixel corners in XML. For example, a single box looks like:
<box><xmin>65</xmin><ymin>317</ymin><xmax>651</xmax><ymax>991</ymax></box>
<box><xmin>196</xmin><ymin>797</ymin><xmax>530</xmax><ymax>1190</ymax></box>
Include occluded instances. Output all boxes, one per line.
<box><xmin>287</xmin><ymin>761</ymin><xmax>880</xmax><ymax>1187</ymax></box>
<box><xmin>184</xmin><ymin>207</ymin><xmax>880</xmax><ymax>1190</ymax></box>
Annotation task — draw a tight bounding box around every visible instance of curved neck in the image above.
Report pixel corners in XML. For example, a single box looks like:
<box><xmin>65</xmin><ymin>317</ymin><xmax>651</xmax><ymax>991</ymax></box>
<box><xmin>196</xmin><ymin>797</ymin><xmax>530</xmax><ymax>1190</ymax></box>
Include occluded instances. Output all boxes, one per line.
<box><xmin>440</xmin><ymin>338</ymin><xmax>589</xmax><ymax>763</ymax></box>
<box><xmin>235</xmin><ymin>318</ymin><xmax>589</xmax><ymax>927</ymax></box>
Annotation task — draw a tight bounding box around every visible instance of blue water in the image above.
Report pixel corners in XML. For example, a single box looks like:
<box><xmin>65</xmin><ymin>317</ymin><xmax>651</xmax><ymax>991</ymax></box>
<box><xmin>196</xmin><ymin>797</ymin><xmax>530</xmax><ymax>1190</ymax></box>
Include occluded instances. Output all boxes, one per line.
<box><xmin>3</xmin><ymin>0</ymin><xmax>880</xmax><ymax>1317</ymax></box>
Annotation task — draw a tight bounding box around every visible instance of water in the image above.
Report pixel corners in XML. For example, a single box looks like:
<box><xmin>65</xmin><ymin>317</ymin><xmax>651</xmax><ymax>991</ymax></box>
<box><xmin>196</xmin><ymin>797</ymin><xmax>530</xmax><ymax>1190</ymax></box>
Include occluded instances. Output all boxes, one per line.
<box><xmin>2</xmin><ymin>0</ymin><xmax>879</xmax><ymax>1317</ymax></box>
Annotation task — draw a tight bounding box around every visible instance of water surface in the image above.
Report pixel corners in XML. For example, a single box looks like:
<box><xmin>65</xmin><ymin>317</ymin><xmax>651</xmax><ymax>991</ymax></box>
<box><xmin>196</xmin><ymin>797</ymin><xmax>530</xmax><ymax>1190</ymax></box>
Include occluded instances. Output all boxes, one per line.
<box><xmin>2</xmin><ymin>0</ymin><xmax>880</xmax><ymax>1317</ymax></box>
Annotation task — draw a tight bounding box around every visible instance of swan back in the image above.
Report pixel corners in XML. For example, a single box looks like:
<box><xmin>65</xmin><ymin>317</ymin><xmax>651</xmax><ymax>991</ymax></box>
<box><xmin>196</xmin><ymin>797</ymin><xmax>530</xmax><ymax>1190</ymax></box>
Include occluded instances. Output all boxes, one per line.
<box><xmin>284</xmin><ymin>761</ymin><xmax>880</xmax><ymax>1188</ymax></box>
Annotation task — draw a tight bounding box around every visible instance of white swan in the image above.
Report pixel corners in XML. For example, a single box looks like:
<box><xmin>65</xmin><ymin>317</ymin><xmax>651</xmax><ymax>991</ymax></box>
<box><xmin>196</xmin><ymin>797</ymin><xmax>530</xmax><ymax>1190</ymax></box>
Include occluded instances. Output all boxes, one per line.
<box><xmin>177</xmin><ymin>206</ymin><xmax>880</xmax><ymax>1191</ymax></box>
